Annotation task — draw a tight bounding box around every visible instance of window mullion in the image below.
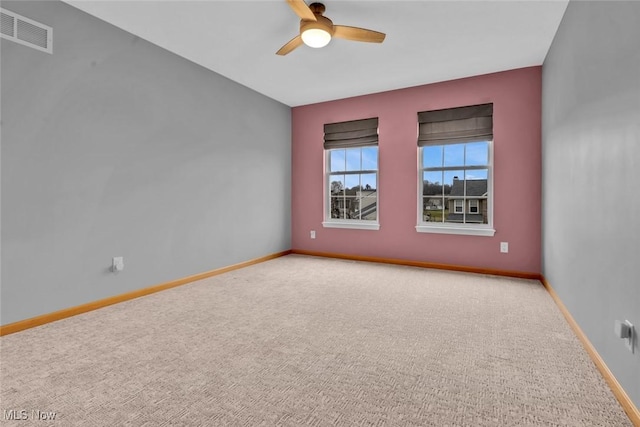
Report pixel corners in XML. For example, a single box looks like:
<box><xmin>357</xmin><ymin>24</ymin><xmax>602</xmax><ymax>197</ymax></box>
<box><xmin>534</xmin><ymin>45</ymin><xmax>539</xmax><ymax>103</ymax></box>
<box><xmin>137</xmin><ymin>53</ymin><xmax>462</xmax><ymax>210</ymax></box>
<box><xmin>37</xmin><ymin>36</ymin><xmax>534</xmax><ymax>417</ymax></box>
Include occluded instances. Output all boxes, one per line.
<box><xmin>463</xmin><ymin>145</ymin><xmax>466</xmax><ymax>224</ymax></box>
<box><xmin>342</xmin><ymin>170</ymin><xmax>376</xmax><ymax>175</ymax></box>
<box><xmin>424</xmin><ymin>165</ymin><xmax>486</xmax><ymax>172</ymax></box>
<box><xmin>441</xmin><ymin>148</ymin><xmax>445</xmax><ymax>223</ymax></box>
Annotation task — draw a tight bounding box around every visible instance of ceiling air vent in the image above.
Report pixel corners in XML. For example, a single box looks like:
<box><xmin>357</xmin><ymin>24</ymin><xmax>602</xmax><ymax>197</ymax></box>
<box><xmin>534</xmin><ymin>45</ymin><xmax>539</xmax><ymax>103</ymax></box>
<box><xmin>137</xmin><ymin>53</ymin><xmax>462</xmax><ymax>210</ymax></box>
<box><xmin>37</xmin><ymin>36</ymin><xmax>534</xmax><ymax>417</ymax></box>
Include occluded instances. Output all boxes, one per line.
<box><xmin>1</xmin><ymin>8</ymin><xmax>52</xmax><ymax>54</ymax></box>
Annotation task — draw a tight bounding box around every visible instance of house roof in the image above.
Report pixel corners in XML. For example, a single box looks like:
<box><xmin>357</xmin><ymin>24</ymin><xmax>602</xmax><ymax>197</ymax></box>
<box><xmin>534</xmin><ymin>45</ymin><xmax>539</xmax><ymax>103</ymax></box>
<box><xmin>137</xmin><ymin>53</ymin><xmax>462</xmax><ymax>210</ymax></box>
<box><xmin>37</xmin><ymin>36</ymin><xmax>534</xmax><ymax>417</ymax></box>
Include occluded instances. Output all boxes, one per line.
<box><xmin>449</xmin><ymin>179</ymin><xmax>488</xmax><ymax>197</ymax></box>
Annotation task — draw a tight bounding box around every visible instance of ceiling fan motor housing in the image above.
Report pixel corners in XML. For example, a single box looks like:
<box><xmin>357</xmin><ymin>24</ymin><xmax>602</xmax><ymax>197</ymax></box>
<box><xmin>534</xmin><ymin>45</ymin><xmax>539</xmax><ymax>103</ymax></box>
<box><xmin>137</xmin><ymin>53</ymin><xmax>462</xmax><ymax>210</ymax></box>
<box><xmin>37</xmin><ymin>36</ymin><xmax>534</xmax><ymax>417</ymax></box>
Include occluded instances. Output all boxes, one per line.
<box><xmin>309</xmin><ymin>3</ymin><xmax>326</xmax><ymax>14</ymax></box>
<box><xmin>300</xmin><ymin>15</ymin><xmax>334</xmax><ymax>36</ymax></box>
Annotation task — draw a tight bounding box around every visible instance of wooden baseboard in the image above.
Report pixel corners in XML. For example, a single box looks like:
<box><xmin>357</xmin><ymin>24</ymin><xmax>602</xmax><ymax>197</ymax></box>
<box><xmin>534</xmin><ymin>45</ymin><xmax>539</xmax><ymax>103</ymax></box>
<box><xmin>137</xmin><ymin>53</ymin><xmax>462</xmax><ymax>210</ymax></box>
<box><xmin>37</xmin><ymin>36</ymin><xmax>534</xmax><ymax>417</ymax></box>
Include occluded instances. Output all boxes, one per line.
<box><xmin>291</xmin><ymin>249</ymin><xmax>541</xmax><ymax>280</ymax></box>
<box><xmin>0</xmin><ymin>250</ymin><xmax>292</xmax><ymax>337</ymax></box>
<box><xmin>540</xmin><ymin>276</ymin><xmax>640</xmax><ymax>426</ymax></box>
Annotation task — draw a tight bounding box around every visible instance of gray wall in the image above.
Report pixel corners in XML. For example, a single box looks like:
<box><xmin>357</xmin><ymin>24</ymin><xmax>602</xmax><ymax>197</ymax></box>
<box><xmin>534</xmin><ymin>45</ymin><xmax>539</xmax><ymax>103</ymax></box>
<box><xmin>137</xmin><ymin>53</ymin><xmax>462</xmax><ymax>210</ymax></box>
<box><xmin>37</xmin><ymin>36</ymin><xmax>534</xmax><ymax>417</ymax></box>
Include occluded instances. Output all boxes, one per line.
<box><xmin>1</xmin><ymin>1</ymin><xmax>291</xmax><ymax>325</ymax></box>
<box><xmin>542</xmin><ymin>1</ymin><xmax>640</xmax><ymax>408</ymax></box>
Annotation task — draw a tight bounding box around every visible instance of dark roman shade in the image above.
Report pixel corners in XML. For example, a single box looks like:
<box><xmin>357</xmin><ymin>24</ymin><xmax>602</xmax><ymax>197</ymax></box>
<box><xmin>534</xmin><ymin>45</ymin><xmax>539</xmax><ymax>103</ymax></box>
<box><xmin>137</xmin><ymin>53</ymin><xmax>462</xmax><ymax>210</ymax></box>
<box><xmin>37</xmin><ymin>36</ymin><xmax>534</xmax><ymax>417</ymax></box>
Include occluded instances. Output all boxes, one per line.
<box><xmin>418</xmin><ymin>103</ymin><xmax>493</xmax><ymax>146</ymax></box>
<box><xmin>324</xmin><ymin>117</ymin><xmax>379</xmax><ymax>150</ymax></box>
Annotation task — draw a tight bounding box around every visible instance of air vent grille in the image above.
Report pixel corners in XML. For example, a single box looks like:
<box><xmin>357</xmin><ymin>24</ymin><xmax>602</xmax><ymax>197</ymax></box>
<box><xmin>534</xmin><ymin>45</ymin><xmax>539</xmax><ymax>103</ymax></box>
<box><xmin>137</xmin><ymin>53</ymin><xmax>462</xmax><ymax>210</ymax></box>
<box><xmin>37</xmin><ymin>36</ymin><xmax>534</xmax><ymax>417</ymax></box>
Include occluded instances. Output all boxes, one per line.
<box><xmin>1</xmin><ymin>12</ymin><xmax>14</xmax><ymax>36</ymax></box>
<box><xmin>1</xmin><ymin>8</ymin><xmax>52</xmax><ymax>54</ymax></box>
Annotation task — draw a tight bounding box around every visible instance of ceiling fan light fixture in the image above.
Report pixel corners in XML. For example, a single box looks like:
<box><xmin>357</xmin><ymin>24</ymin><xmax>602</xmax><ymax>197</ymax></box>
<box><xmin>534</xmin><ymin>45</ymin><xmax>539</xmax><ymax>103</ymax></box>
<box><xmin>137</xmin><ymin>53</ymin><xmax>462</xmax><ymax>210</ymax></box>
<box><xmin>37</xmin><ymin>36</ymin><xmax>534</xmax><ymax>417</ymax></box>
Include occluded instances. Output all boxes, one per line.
<box><xmin>277</xmin><ymin>0</ymin><xmax>385</xmax><ymax>56</ymax></box>
<box><xmin>301</xmin><ymin>28</ymin><xmax>331</xmax><ymax>48</ymax></box>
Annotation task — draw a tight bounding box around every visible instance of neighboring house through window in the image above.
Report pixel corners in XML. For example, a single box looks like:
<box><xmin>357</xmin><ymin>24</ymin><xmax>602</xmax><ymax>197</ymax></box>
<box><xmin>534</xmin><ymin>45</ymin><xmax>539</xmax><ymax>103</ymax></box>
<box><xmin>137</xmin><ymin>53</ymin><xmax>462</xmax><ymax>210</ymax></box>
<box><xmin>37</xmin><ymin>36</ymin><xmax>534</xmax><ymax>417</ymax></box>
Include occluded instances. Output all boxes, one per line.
<box><xmin>323</xmin><ymin>118</ymin><xmax>379</xmax><ymax>230</ymax></box>
<box><xmin>417</xmin><ymin>104</ymin><xmax>495</xmax><ymax>236</ymax></box>
<box><xmin>447</xmin><ymin>176</ymin><xmax>488</xmax><ymax>223</ymax></box>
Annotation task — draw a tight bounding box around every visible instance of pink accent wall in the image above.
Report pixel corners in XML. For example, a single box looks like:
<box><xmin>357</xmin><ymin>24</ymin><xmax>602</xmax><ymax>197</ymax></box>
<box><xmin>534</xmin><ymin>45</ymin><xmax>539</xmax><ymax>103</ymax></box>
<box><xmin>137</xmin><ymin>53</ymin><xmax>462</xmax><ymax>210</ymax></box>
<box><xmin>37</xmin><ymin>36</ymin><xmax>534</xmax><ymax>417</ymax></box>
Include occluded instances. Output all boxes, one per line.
<box><xmin>292</xmin><ymin>67</ymin><xmax>541</xmax><ymax>274</ymax></box>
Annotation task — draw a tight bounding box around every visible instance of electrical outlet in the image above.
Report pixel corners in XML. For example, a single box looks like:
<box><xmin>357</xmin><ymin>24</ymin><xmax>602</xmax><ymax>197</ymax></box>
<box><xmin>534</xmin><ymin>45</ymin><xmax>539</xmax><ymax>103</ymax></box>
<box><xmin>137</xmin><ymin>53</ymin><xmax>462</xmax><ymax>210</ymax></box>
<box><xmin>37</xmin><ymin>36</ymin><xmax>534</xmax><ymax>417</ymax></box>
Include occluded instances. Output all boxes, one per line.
<box><xmin>112</xmin><ymin>256</ymin><xmax>124</xmax><ymax>273</ymax></box>
<box><xmin>310</xmin><ymin>230</ymin><xmax>316</xmax><ymax>239</ymax></box>
<box><xmin>500</xmin><ymin>242</ymin><xmax>509</xmax><ymax>253</ymax></box>
<box><xmin>615</xmin><ymin>320</ymin><xmax>634</xmax><ymax>353</ymax></box>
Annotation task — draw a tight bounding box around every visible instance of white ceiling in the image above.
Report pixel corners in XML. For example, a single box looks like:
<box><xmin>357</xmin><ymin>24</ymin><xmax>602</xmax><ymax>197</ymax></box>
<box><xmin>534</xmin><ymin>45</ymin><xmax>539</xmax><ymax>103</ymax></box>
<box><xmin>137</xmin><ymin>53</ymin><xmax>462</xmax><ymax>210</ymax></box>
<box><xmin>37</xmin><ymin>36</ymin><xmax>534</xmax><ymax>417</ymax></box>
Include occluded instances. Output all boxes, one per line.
<box><xmin>62</xmin><ymin>0</ymin><xmax>569</xmax><ymax>107</ymax></box>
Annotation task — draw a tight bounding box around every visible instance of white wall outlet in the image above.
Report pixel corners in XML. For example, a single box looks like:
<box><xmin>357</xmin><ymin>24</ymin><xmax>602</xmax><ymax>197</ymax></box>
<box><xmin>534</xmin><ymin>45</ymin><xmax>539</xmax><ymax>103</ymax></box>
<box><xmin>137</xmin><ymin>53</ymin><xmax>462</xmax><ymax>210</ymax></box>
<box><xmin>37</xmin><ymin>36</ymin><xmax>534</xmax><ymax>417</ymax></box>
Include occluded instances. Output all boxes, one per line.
<box><xmin>310</xmin><ymin>230</ymin><xmax>316</xmax><ymax>239</ymax></box>
<box><xmin>614</xmin><ymin>320</ymin><xmax>634</xmax><ymax>353</ymax></box>
<box><xmin>626</xmin><ymin>321</ymin><xmax>635</xmax><ymax>353</ymax></box>
<box><xmin>500</xmin><ymin>242</ymin><xmax>509</xmax><ymax>253</ymax></box>
<box><xmin>112</xmin><ymin>256</ymin><xmax>124</xmax><ymax>273</ymax></box>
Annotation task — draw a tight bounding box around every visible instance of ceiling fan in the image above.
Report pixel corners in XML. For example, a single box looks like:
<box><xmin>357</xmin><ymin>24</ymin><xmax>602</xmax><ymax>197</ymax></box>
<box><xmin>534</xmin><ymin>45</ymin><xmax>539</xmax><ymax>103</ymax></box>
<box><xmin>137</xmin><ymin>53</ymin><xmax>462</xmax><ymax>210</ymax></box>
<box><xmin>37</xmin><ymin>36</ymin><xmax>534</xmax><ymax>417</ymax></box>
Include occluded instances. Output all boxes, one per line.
<box><xmin>276</xmin><ymin>0</ymin><xmax>386</xmax><ymax>55</ymax></box>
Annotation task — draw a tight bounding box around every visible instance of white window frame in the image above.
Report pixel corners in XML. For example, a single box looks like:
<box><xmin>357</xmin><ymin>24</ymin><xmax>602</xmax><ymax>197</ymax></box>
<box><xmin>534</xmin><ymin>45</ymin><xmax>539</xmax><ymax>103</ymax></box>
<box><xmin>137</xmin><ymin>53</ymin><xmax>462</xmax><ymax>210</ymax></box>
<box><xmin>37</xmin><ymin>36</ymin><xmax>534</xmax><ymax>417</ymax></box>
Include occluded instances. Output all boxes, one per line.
<box><xmin>454</xmin><ymin>199</ymin><xmax>464</xmax><ymax>213</ymax></box>
<box><xmin>323</xmin><ymin>147</ymin><xmax>380</xmax><ymax>231</ymax></box>
<box><xmin>416</xmin><ymin>140</ymin><xmax>495</xmax><ymax>237</ymax></box>
<box><xmin>469</xmin><ymin>199</ymin><xmax>479</xmax><ymax>214</ymax></box>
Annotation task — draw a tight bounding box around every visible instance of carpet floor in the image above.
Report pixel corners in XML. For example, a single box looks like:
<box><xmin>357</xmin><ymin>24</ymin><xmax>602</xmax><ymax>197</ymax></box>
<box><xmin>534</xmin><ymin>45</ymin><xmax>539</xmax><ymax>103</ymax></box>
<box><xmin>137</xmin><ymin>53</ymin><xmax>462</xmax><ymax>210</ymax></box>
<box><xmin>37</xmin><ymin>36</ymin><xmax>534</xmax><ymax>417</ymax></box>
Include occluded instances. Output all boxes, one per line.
<box><xmin>0</xmin><ymin>254</ymin><xmax>633</xmax><ymax>426</ymax></box>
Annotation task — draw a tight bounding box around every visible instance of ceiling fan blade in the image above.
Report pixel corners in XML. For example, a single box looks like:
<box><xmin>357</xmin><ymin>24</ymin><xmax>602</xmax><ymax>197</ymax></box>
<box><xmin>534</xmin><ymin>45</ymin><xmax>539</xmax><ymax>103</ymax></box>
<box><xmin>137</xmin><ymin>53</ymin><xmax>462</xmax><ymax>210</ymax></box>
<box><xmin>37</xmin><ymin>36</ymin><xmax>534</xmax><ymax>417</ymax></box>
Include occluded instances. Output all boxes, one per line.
<box><xmin>333</xmin><ymin>25</ymin><xmax>386</xmax><ymax>43</ymax></box>
<box><xmin>286</xmin><ymin>0</ymin><xmax>317</xmax><ymax>21</ymax></box>
<box><xmin>276</xmin><ymin>35</ymin><xmax>304</xmax><ymax>56</ymax></box>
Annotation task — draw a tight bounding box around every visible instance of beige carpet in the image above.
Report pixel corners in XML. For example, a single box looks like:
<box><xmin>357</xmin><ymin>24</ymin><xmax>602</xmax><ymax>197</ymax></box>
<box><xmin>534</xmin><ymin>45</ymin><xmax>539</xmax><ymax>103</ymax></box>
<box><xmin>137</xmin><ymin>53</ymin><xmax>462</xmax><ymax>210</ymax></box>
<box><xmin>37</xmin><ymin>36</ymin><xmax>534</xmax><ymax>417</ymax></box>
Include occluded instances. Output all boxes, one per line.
<box><xmin>0</xmin><ymin>254</ymin><xmax>632</xmax><ymax>426</ymax></box>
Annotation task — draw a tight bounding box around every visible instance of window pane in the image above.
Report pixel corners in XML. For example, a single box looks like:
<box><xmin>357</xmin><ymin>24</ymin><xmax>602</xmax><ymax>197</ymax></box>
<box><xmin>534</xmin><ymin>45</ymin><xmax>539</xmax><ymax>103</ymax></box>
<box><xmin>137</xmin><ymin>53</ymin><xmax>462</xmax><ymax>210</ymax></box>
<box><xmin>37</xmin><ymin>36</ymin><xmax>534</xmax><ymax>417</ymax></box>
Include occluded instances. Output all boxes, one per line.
<box><xmin>443</xmin><ymin>170</ymin><xmax>464</xmax><ymax>224</ymax></box>
<box><xmin>362</xmin><ymin>146</ymin><xmax>378</xmax><ymax>170</ymax></box>
<box><xmin>330</xmin><ymin>174</ymin><xmax>346</xmax><ymax>219</ymax></box>
<box><xmin>345</xmin><ymin>174</ymin><xmax>360</xmax><ymax>191</ymax></box>
<box><xmin>466</xmin><ymin>141</ymin><xmax>489</xmax><ymax>166</ymax></box>
<box><xmin>423</xmin><ymin>145</ymin><xmax>443</xmax><ymax>168</ymax></box>
<box><xmin>423</xmin><ymin>171</ymin><xmax>444</xmax><ymax>223</ymax></box>
<box><xmin>330</xmin><ymin>196</ymin><xmax>345</xmax><ymax>219</ymax></box>
<box><xmin>465</xmin><ymin>169</ymin><xmax>488</xmax><ymax>224</ymax></box>
<box><xmin>329</xmin><ymin>175</ymin><xmax>345</xmax><ymax>195</ymax></box>
<box><xmin>423</xmin><ymin>199</ymin><xmax>445</xmax><ymax>223</ymax></box>
<box><xmin>359</xmin><ymin>195</ymin><xmax>377</xmax><ymax>221</ymax></box>
<box><xmin>355</xmin><ymin>173</ymin><xmax>377</xmax><ymax>220</ymax></box>
<box><xmin>465</xmin><ymin>168</ymin><xmax>488</xmax><ymax>182</ymax></box>
<box><xmin>330</xmin><ymin>149</ymin><xmax>346</xmax><ymax>172</ymax></box>
<box><xmin>346</xmin><ymin>148</ymin><xmax>361</xmax><ymax>172</ymax></box>
<box><xmin>361</xmin><ymin>173</ymin><xmax>376</xmax><ymax>191</ymax></box>
<box><xmin>444</xmin><ymin>143</ymin><xmax>464</xmax><ymax>167</ymax></box>
<box><xmin>444</xmin><ymin>170</ymin><xmax>465</xmax><ymax>191</ymax></box>
<box><xmin>444</xmin><ymin>198</ymin><xmax>464</xmax><ymax>223</ymax></box>
<box><xmin>423</xmin><ymin>171</ymin><xmax>443</xmax><ymax>196</ymax></box>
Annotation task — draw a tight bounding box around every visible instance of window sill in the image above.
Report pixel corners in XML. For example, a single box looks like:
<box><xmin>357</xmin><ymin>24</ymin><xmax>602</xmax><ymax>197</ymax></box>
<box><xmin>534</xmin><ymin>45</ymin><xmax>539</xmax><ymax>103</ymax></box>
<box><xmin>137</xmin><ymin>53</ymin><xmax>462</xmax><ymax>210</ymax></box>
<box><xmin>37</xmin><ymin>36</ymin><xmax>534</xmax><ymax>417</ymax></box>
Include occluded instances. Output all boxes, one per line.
<box><xmin>415</xmin><ymin>224</ymin><xmax>495</xmax><ymax>237</ymax></box>
<box><xmin>322</xmin><ymin>221</ymin><xmax>380</xmax><ymax>231</ymax></box>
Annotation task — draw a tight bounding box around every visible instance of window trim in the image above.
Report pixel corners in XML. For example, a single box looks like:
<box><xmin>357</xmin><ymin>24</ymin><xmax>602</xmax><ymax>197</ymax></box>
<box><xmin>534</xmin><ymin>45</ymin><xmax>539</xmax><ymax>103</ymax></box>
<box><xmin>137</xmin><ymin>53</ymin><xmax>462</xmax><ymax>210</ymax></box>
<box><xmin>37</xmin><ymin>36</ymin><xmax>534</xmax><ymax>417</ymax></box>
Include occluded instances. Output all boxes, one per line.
<box><xmin>469</xmin><ymin>199</ymin><xmax>479</xmax><ymax>214</ymax></box>
<box><xmin>415</xmin><ymin>223</ymin><xmax>495</xmax><ymax>236</ymax></box>
<box><xmin>453</xmin><ymin>199</ymin><xmax>464</xmax><ymax>214</ymax></box>
<box><xmin>416</xmin><ymin>140</ymin><xmax>495</xmax><ymax>237</ymax></box>
<box><xmin>322</xmin><ymin>220</ymin><xmax>380</xmax><ymax>230</ymax></box>
<box><xmin>323</xmin><ymin>147</ymin><xmax>380</xmax><ymax>231</ymax></box>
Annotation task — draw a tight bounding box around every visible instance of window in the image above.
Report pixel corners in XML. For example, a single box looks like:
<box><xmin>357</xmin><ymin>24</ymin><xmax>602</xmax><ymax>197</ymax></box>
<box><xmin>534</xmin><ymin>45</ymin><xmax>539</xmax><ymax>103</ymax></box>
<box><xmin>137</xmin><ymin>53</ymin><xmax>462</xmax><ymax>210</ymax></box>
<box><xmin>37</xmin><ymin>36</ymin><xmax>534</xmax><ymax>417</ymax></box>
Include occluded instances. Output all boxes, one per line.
<box><xmin>327</xmin><ymin>147</ymin><xmax>378</xmax><ymax>221</ymax></box>
<box><xmin>323</xmin><ymin>118</ymin><xmax>379</xmax><ymax>230</ymax></box>
<box><xmin>416</xmin><ymin>104</ymin><xmax>495</xmax><ymax>236</ymax></box>
<box><xmin>454</xmin><ymin>199</ymin><xmax>464</xmax><ymax>214</ymax></box>
<box><xmin>469</xmin><ymin>199</ymin><xmax>479</xmax><ymax>214</ymax></box>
